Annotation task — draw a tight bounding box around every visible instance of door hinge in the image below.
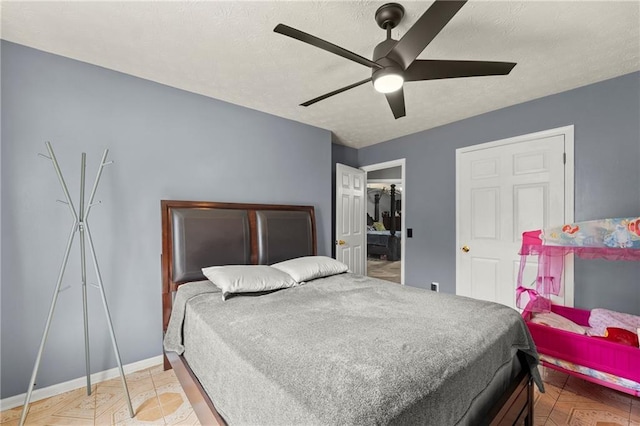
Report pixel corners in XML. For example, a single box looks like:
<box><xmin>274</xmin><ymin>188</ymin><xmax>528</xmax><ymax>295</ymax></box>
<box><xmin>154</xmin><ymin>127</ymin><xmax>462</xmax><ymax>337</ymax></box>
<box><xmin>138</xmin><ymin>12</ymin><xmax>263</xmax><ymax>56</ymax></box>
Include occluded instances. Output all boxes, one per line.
<box><xmin>563</xmin><ymin>152</ymin><xmax>566</xmax><ymax>164</ymax></box>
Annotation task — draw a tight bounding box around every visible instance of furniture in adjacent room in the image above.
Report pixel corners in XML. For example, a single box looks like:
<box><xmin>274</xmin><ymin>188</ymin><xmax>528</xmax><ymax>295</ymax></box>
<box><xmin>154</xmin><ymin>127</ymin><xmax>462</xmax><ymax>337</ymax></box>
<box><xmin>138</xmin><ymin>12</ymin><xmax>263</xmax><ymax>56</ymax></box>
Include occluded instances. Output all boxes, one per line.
<box><xmin>368</xmin><ymin>184</ymin><xmax>401</xmax><ymax>261</ymax></box>
<box><xmin>367</xmin><ymin>229</ymin><xmax>401</xmax><ymax>261</ymax></box>
<box><xmin>381</xmin><ymin>211</ymin><xmax>401</xmax><ymax>231</ymax></box>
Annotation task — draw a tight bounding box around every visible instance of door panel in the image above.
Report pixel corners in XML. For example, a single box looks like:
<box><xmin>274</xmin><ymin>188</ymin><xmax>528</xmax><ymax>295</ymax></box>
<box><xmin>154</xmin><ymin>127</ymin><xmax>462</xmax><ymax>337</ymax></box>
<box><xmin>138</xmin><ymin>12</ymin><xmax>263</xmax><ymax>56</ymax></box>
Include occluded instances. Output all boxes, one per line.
<box><xmin>513</xmin><ymin>151</ymin><xmax>548</xmax><ymax>175</ymax></box>
<box><xmin>457</xmin><ymin>133</ymin><xmax>567</xmax><ymax>308</ymax></box>
<box><xmin>471</xmin><ymin>157</ymin><xmax>499</xmax><ymax>178</ymax></box>
<box><xmin>471</xmin><ymin>257</ymin><xmax>499</xmax><ymax>302</ymax></box>
<box><xmin>514</xmin><ymin>184</ymin><xmax>548</xmax><ymax>238</ymax></box>
<box><xmin>336</xmin><ymin>164</ymin><xmax>366</xmax><ymax>275</ymax></box>
<box><xmin>471</xmin><ymin>188</ymin><xmax>499</xmax><ymax>239</ymax></box>
<box><xmin>353</xmin><ymin>196</ymin><xmax>362</xmax><ymax>234</ymax></box>
<box><xmin>341</xmin><ymin>194</ymin><xmax>350</xmax><ymax>234</ymax></box>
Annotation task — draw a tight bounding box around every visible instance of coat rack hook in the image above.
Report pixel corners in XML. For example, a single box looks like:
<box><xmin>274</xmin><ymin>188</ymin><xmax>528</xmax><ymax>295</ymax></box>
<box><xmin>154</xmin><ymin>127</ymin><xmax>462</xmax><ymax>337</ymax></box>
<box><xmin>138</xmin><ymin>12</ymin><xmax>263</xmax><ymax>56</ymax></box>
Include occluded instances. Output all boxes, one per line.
<box><xmin>56</xmin><ymin>200</ymin><xmax>69</xmax><ymax>205</ymax></box>
<box><xmin>20</xmin><ymin>142</ymin><xmax>133</xmax><ymax>426</ymax></box>
<box><xmin>38</xmin><ymin>153</ymin><xmax>52</xmax><ymax>160</ymax></box>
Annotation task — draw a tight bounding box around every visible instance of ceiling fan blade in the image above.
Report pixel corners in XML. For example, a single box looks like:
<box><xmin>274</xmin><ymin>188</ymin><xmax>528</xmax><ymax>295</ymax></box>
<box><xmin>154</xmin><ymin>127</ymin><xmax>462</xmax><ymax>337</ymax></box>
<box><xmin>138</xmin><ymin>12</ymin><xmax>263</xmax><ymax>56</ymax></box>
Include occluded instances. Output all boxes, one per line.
<box><xmin>275</xmin><ymin>24</ymin><xmax>382</xmax><ymax>70</ymax></box>
<box><xmin>387</xmin><ymin>0</ymin><xmax>467</xmax><ymax>70</ymax></box>
<box><xmin>301</xmin><ymin>78</ymin><xmax>372</xmax><ymax>107</ymax></box>
<box><xmin>404</xmin><ymin>60</ymin><xmax>516</xmax><ymax>81</ymax></box>
<box><xmin>385</xmin><ymin>88</ymin><xmax>406</xmax><ymax>119</ymax></box>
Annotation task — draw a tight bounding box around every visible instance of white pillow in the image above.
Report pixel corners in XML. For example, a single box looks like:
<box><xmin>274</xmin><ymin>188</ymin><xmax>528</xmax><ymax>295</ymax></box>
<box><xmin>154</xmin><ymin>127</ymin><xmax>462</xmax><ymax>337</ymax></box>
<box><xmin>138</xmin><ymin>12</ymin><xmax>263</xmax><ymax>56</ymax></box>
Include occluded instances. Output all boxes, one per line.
<box><xmin>530</xmin><ymin>312</ymin><xmax>587</xmax><ymax>335</ymax></box>
<box><xmin>201</xmin><ymin>265</ymin><xmax>296</xmax><ymax>301</ymax></box>
<box><xmin>271</xmin><ymin>256</ymin><xmax>348</xmax><ymax>283</ymax></box>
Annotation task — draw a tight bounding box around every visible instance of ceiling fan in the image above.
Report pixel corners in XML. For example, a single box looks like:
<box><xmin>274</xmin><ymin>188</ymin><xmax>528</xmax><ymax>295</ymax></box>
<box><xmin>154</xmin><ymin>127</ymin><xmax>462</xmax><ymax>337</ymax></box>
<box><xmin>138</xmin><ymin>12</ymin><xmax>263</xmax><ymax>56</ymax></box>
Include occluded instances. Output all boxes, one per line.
<box><xmin>274</xmin><ymin>0</ymin><xmax>516</xmax><ymax>119</ymax></box>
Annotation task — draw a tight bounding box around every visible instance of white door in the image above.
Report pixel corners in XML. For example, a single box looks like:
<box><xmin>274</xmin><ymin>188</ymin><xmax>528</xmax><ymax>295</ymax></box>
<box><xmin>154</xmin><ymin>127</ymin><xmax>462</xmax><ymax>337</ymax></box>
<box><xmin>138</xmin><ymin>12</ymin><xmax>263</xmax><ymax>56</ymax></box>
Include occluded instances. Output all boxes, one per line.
<box><xmin>336</xmin><ymin>163</ymin><xmax>366</xmax><ymax>275</ymax></box>
<box><xmin>456</xmin><ymin>127</ymin><xmax>573</xmax><ymax>308</ymax></box>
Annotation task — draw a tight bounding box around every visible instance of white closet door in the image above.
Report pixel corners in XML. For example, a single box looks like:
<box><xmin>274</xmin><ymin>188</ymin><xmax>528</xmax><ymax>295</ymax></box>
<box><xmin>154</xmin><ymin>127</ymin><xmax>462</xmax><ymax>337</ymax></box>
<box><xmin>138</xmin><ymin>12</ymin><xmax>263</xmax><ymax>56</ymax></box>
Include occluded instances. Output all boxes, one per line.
<box><xmin>457</xmin><ymin>133</ymin><xmax>568</xmax><ymax>308</ymax></box>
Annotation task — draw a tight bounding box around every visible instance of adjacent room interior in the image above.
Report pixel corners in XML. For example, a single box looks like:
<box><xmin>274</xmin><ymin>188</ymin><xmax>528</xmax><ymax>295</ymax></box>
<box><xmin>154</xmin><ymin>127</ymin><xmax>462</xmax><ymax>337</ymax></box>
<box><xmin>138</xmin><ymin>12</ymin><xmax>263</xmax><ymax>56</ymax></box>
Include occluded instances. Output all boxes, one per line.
<box><xmin>365</xmin><ymin>166</ymin><xmax>403</xmax><ymax>284</ymax></box>
<box><xmin>1</xmin><ymin>1</ymin><xmax>639</xmax><ymax>425</ymax></box>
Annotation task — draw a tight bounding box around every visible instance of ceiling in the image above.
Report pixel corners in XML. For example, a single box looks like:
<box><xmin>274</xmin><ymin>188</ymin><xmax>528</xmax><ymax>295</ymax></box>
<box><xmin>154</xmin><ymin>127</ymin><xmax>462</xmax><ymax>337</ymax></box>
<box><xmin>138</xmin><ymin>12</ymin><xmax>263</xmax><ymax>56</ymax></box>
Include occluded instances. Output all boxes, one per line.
<box><xmin>2</xmin><ymin>1</ymin><xmax>639</xmax><ymax>148</ymax></box>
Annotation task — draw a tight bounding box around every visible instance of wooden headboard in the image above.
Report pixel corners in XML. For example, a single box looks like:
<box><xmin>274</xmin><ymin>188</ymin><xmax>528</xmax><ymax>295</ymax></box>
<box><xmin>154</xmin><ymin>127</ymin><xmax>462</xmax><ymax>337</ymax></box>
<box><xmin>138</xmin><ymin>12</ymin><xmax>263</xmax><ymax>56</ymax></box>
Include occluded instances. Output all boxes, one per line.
<box><xmin>161</xmin><ymin>200</ymin><xmax>317</xmax><ymax>347</ymax></box>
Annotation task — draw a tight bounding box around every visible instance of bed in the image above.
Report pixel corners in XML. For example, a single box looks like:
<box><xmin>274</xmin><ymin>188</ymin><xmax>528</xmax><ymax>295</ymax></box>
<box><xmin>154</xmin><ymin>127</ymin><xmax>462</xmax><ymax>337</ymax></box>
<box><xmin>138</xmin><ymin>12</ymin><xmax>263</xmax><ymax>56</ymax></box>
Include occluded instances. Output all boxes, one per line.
<box><xmin>523</xmin><ymin>305</ymin><xmax>640</xmax><ymax>396</ymax></box>
<box><xmin>161</xmin><ymin>200</ymin><xmax>542</xmax><ymax>425</ymax></box>
<box><xmin>516</xmin><ymin>218</ymin><xmax>640</xmax><ymax>397</ymax></box>
<box><xmin>367</xmin><ymin>230</ymin><xmax>401</xmax><ymax>261</ymax></box>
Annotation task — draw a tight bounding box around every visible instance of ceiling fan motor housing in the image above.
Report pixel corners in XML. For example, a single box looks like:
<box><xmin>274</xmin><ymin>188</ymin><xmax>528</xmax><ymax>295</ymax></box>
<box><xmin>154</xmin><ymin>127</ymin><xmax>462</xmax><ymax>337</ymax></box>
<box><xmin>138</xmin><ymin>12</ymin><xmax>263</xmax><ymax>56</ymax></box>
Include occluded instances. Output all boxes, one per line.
<box><xmin>373</xmin><ymin>39</ymin><xmax>399</xmax><ymax>63</ymax></box>
<box><xmin>372</xmin><ymin>40</ymin><xmax>404</xmax><ymax>93</ymax></box>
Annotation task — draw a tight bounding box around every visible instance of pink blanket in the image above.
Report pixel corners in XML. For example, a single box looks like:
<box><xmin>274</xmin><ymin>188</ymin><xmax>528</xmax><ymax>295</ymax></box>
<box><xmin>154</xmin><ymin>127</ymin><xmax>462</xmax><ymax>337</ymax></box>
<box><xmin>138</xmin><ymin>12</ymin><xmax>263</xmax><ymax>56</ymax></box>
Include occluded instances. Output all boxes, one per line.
<box><xmin>588</xmin><ymin>308</ymin><xmax>640</xmax><ymax>336</ymax></box>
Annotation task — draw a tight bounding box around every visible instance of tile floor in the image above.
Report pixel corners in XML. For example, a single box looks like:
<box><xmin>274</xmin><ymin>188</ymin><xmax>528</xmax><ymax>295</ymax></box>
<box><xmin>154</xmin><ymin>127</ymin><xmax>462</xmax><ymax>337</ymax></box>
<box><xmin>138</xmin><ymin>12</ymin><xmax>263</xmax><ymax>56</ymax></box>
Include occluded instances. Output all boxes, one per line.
<box><xmin>1</xmin><ymin>364</ymin><xmax>638</xmax><ymax>425</ymax></box>
<box><xmin>535</xmin><ymin>367</ymin><xmax>639</xmax><ymax>425</ymax></box>
<box><xmin>367</xmin><ymin>258</ymin><xmax>401</xmax><ymax>283</ymax></box>
<box><xmin>0</xmin><ymin>365</ymin><xmax>197</xmax><ymax>425</ymax></box>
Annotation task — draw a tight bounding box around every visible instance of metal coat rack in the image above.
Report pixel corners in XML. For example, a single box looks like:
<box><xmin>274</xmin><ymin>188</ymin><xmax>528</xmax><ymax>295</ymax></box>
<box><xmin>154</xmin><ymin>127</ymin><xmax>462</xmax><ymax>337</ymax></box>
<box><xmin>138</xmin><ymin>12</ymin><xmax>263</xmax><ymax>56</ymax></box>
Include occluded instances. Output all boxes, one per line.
<box><xmin>19</xmin><ymin>142</ymin><xmax>133</xmax><ymax>425</ymax></box>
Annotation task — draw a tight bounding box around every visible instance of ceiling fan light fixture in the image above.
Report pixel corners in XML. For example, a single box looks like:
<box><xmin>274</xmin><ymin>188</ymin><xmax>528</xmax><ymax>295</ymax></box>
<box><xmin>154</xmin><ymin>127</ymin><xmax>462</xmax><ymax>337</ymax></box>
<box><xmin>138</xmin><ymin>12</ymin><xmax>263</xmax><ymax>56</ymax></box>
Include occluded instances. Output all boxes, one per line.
<box><xmin>276</xmin><ymin>1</ymin><xmax>516</xmax><ymax>119</ymax></box>
<box><xmin>373</xmin><ymin>68</ymin><xmax>404</xmax><ymax>93</ymax></box>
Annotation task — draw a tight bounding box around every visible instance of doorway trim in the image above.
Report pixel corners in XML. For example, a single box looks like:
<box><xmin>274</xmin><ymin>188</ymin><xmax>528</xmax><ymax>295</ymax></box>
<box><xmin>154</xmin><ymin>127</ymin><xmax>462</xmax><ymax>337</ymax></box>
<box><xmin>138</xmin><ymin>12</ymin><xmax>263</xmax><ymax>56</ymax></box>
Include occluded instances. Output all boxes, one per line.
<box><xmin>455</xmin><ymin>125</ymin><xmax>575</xmax><ymax>306</ymax></box>
<box><xmin>361</xmin><ymin>158</ymin><xmax>406</xmax><ymax>285</ymax></box>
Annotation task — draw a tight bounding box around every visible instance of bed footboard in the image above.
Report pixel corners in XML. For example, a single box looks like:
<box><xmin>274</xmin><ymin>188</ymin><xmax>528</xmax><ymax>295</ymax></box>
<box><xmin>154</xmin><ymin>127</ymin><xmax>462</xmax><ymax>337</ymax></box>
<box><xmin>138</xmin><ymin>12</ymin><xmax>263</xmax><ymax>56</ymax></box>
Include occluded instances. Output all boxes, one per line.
<box><xmin>488</xmin><ymin>370</ymin><xmax>534</xmax><ymax>426</ymax></box>
<box><xmin>166</xmin><ymin>351</ymin><xmax>227</xmax><ymax>426</ymax></box>
<box><xmin>168</xmin><ymin>350</ymin><xmax>533</xmax><ymax>426</ymax></box>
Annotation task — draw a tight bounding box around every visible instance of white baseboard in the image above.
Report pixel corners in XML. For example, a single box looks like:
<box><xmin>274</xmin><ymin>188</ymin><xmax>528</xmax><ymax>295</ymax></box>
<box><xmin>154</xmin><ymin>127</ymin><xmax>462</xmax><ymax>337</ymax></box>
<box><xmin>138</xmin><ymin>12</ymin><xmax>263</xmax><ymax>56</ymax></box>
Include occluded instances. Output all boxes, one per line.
<box><xmin>0</xmin><ymin>355</ymin><xmax>164</xmax><ymax>411</ymax></box>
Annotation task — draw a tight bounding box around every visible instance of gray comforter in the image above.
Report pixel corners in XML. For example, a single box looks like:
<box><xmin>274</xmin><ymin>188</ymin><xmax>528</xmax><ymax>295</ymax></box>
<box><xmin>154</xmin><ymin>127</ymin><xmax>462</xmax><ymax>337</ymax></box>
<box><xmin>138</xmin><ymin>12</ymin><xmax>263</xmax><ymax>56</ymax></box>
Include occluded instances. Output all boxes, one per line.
<box><xmin>164</xmin><ymin>273</ymin><xmax>542</xmax><ymax>425</ymax></box>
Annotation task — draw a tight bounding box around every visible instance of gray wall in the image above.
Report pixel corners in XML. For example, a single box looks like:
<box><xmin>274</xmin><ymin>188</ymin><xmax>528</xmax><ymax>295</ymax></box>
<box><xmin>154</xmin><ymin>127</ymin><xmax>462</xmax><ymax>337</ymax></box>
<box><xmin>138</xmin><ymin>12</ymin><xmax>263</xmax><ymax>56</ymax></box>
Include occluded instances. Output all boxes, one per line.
<box><xmin>359</xmin><ymin>71</ymin><xmax>640</xmax><ymax>316</ymax></box>
<box><xmin>1</xmin><ymin>41</ymin><xmax>332</xmax><ymax>399</ymax></box>
<box><xmin>332</xmin><ymin>143</ymin><xmax>358</xmax><ymax>171</ymax></box>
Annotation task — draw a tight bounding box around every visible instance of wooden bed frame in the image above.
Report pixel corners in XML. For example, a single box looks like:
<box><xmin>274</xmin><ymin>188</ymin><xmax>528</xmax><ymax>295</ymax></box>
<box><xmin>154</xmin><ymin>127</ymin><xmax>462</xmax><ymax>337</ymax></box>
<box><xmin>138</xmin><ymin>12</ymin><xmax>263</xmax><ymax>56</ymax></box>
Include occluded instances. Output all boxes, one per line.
<box><xmin>161</xmin><ymin>200</ymin><xmax>534</xmax><ymax>426</ymax></box>
<box><xmin>161</xmin><ymin>200</ymin><xmax>317</xmax><ymax>367</ymax></box>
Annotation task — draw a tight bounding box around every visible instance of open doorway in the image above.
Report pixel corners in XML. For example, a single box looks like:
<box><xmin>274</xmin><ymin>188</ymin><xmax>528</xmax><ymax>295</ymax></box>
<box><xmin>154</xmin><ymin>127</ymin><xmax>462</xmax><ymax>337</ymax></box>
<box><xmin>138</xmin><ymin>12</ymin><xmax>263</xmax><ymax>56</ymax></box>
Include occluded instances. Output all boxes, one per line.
<box><xmin>361</xmin><ymin>159</ymin><xmax>405</xmax><ymax>285</ymax></box>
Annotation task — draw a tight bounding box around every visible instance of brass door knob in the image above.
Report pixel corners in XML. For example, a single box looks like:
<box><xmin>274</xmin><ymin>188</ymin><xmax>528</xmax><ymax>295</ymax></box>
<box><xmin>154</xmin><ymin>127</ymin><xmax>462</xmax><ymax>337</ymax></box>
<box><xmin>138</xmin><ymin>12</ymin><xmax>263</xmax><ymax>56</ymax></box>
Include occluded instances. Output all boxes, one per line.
<box><xmin>461</xmin><ymin>245</ymin><xmax>470</xmax><ymax>253</ymax></box>
<box><xmin>337</xmin><ymin>240</ymin><xmax>346</xmax><ymax>245</ymax></box>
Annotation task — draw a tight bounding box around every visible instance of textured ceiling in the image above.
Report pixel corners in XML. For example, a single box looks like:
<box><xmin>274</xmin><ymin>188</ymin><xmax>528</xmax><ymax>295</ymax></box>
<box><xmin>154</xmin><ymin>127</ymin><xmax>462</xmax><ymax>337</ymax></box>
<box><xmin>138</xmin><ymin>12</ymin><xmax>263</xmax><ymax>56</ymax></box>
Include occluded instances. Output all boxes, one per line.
<box><xmin>2</xmin><ymin>1</ymin><xmax>639</xmax><ymax>148</ymax></box>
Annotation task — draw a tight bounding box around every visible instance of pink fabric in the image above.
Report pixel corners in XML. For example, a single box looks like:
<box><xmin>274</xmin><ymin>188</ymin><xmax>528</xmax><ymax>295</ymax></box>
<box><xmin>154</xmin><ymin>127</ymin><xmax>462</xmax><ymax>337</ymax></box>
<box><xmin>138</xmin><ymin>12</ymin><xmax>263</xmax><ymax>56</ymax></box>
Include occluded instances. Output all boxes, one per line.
<box><xmin>521</xmin><ymin>230</ymin><xmax>543</xmax><ymax>247</ymax></box>
<box><xmin>516</xmin><ymin>243</ymin><xmax>640</xmax><ymax>311</ymax></box>
<box><xmin>521</xmin><ymin>244</ymin><xmax>640</xmax><ymax>260</ymax></box>
<box><xmin>517</xmin><ymin>287</ymin><xmax>551</xmax><ymax>314</ymax></box>
<box><xmin>516</xmin><ymin>250</ymin><xmax>563</xmax><ymax>311</ymax></box>
<box><xmin>517</xmin><ymin>221</ymin><xmax>640</xmax><ymax>311</ymax></box>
